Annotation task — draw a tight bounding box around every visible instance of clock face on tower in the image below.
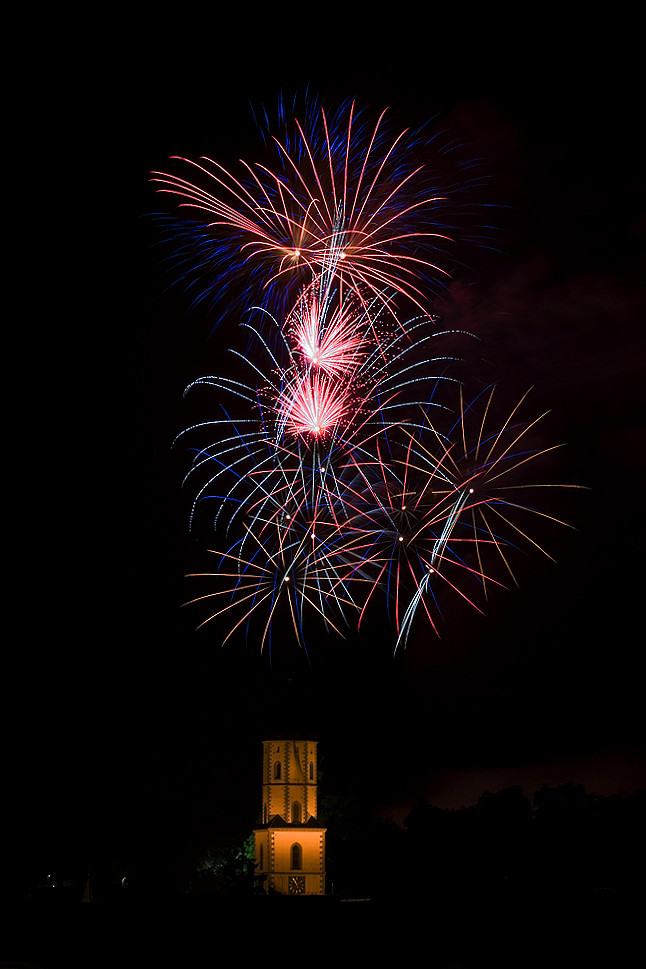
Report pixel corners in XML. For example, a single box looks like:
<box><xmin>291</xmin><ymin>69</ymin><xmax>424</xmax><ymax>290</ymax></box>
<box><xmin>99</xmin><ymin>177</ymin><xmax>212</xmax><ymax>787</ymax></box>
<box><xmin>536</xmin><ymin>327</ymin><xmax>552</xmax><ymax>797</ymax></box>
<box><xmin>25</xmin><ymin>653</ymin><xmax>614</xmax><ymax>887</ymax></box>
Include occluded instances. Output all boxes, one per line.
<box><xmin>288</xmin><ymin>876</ymin><xmax>306</xmax><ymax>894</ymax></box>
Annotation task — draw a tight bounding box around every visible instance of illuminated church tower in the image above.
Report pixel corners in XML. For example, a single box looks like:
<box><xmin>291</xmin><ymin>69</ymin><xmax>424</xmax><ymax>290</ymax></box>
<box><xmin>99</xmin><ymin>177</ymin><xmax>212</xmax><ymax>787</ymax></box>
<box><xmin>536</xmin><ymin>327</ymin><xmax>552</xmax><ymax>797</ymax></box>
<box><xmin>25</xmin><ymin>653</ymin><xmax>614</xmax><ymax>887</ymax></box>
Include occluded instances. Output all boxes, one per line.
<box><xmin>253</xmin><ymin>739</ymin><xmax>326</xmax><ymax>895</ymax></box>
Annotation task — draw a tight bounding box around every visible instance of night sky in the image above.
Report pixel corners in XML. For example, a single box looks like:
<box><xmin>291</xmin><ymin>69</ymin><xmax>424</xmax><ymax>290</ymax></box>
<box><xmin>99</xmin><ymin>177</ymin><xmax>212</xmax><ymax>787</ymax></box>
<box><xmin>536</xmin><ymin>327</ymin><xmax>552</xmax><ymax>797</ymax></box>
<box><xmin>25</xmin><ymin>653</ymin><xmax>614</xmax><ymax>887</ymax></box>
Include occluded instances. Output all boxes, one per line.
<box><xmin>11</xmin><ymin>18</ymin><xmax>645</xmax><ymax>889</ymax></box>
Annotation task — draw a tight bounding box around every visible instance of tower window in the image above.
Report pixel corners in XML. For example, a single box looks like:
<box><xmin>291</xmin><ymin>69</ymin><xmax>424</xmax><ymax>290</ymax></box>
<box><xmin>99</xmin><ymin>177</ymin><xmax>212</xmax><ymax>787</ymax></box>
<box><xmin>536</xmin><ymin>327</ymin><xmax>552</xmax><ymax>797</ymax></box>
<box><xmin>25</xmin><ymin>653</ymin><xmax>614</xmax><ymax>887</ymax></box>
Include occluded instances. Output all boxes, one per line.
<box><xmin>274</xmin><ymin>761</ymin><xmax>281</xmax><ymax>780</ymax></box>
<box><xmin>290</xmin><ymin>843</ymin><xmax>302</xmax><ymax>870</ymax></box>
<box><xmin>292</xmin><ymin>801</ymin><xmax>302</xmax><ymax>823</ymax></box>
<box><xmin>259</xmin><ymin>844</ymin><xmax>263</xmax><ymax>869</ymax></box>
<box><xmin>309</xmin><ymin>762</ymin><xmax>314</xmax><ymax>780</ymax></box>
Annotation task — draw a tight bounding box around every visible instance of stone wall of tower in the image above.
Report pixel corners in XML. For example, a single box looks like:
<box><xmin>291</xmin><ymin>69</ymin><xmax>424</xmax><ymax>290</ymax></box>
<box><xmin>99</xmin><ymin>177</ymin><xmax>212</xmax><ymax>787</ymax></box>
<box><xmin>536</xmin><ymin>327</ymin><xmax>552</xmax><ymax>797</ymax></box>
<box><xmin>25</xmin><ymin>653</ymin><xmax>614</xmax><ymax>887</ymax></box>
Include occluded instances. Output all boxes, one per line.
<box><xmin>254</xmin><ymin>827</ymin><xmax>326</xmax><ymax>894</ymax></box>
<box><xmin>255</xmin><ymin>738</ymin><xmax>326</xmax><ymax>895</ymax></box>
<box><xmin>262</xmin><ymin>739</ymin><xmax>318</xmax><ymax>822</ymax></box>
<box><xmin>265</xmin><ymin>829</ymin><xmax>326</xmax><ymax>895</ymax></box>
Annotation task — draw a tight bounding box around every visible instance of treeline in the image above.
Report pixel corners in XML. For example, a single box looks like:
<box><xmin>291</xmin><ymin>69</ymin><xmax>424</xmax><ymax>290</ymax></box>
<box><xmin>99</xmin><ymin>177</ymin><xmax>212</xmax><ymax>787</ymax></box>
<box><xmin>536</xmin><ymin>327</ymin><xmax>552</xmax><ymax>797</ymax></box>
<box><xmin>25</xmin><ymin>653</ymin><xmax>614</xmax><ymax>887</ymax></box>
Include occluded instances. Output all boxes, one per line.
<box><xmin>15</xmin><ymin>783</ymin><xmax>644</xmax><ymax>901</ymax></box>
<box><xmin>321</xmin><ymin>783</ymin><xmax>646</xmax><ymax>898</ymax></box>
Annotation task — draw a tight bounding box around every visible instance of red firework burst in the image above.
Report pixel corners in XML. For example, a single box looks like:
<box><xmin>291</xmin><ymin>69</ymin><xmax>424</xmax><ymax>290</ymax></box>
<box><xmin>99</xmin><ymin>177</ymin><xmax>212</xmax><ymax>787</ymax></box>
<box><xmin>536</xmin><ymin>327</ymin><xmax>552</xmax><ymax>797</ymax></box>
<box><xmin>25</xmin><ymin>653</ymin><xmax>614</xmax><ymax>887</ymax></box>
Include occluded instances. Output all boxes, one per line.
<box><xmin>279</xmin><ymin>370</ymin><xmax>353</xmax><ymax>439</ymax></box>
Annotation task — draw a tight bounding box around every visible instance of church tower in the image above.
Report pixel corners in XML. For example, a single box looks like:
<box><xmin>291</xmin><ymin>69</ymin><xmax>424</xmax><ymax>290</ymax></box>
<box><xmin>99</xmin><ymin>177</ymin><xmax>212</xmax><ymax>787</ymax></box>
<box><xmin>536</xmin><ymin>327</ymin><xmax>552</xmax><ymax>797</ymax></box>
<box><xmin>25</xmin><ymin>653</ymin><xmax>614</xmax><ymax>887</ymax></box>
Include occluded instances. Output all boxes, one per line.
<box><xmin>253</xmin><ymin>739</ymin><xmax>326</xmax><ymax>895</ymax></box>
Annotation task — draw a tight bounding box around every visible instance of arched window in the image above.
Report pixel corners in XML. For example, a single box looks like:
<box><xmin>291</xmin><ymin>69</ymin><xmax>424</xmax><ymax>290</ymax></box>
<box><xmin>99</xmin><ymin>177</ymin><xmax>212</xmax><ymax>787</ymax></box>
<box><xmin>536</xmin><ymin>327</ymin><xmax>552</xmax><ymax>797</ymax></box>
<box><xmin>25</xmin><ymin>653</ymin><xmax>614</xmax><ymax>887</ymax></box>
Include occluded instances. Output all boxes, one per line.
<box><xmin>292</xmin><ymin>801</ymin><xmax>301</xmax><ymax>823</ymax></box>
<box><xmin>274</xmin><ymin>761</ymin><xmax>281</xmax><ymax>780</ymax></box>
<box><xmin>309</xmin><ymin>762</ymin><xmax>314</xmax><ymax>780</ymax></box>
<box><xmin>290</xmin><ymin>843</ymin><xmax>302</xmax><ymax>870</ymax></box>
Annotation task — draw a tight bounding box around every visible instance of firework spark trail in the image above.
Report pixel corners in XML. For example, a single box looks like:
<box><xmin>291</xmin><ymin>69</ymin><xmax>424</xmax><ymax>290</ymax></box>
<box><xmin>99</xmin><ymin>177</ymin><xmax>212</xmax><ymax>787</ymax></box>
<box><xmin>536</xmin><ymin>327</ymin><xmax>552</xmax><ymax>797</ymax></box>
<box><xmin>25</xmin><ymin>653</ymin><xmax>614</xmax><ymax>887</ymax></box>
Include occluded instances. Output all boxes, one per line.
<box><xmin>176</xmin><ymin>268</ymin><xmax>574</xmax><ymax>648</ymax></box>
<box><xmin>289</xmin><ymin>291</ymin><xmax>367</xmax><ymax>377</ymax></box>
<box><xmin>177</xmin><ymin>289</ymin><xmax>461</xmax><ymax>535</ymax></box>
<box><xmin>155</xmin><ymin>97</ymin><xmax>576</xmax><ymax>651</ymax></box>
<box><xmin>175</xmin><ymin>279</ymin><xmax>463</xmax><ymax>644</ymax></box>
<box><xmin>180</xmin><ymin>371</ymin><xmax>574</xmax><ymax>648</ymax></box>
<box><xmin>151</xmin><ymin>100</ymin><xmax>457</xmax><ymax>323</ymax></box>
<box><xmin>279</xmin><ymin>371</ymin><xmax>352</xmax><ymax>438</ymax></box>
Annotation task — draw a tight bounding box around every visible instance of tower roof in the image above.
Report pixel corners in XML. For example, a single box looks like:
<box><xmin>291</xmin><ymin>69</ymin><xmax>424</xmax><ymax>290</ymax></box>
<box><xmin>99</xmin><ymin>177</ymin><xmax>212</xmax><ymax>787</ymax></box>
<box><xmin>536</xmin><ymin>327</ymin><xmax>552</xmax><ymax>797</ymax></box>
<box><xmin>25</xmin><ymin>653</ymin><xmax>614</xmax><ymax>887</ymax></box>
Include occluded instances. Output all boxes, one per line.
<box><xmin>256</xmin><ymin>814</ymin><xmax>325</xmax><ymax>830</ymax></box>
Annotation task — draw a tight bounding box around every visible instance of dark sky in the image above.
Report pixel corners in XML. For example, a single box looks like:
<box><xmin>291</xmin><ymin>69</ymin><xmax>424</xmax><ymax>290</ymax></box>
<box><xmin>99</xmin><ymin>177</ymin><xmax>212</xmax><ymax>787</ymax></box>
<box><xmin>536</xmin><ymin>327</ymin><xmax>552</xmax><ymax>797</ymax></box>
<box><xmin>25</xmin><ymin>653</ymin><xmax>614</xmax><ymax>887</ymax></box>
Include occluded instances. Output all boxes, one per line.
<box><xmin>13</xmin><ymin>19</ymin><xmax>645</xmax><ymax>875</ymax></box>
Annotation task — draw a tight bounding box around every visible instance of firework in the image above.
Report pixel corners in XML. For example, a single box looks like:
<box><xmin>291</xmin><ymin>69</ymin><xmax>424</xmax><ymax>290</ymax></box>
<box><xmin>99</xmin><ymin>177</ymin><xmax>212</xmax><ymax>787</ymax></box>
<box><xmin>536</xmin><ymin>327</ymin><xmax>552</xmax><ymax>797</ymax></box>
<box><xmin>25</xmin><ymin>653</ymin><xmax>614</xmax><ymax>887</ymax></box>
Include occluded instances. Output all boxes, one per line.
<box><xmin>174</xmin><ymin>265</ymin><xmax>473</xmax><ymax>646</ymax></box>
<box><xmin>336</xmin><ymin>386</ymin><xmax>577</xmax><ymax>650</ymax></box>
<box><xmin>151</xmin><ymin>99</ymin><xmax>457</xmax><ymax>324</ymax></box>
<box><xmin>154</xmin><ymin>97</ymin><xmax>575</xmax><ymax>652</ymax></box>
<box><xmin>176</xmin><ymin>283</ymin><xmax>462</xmax><ymax>534</ymax></box>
